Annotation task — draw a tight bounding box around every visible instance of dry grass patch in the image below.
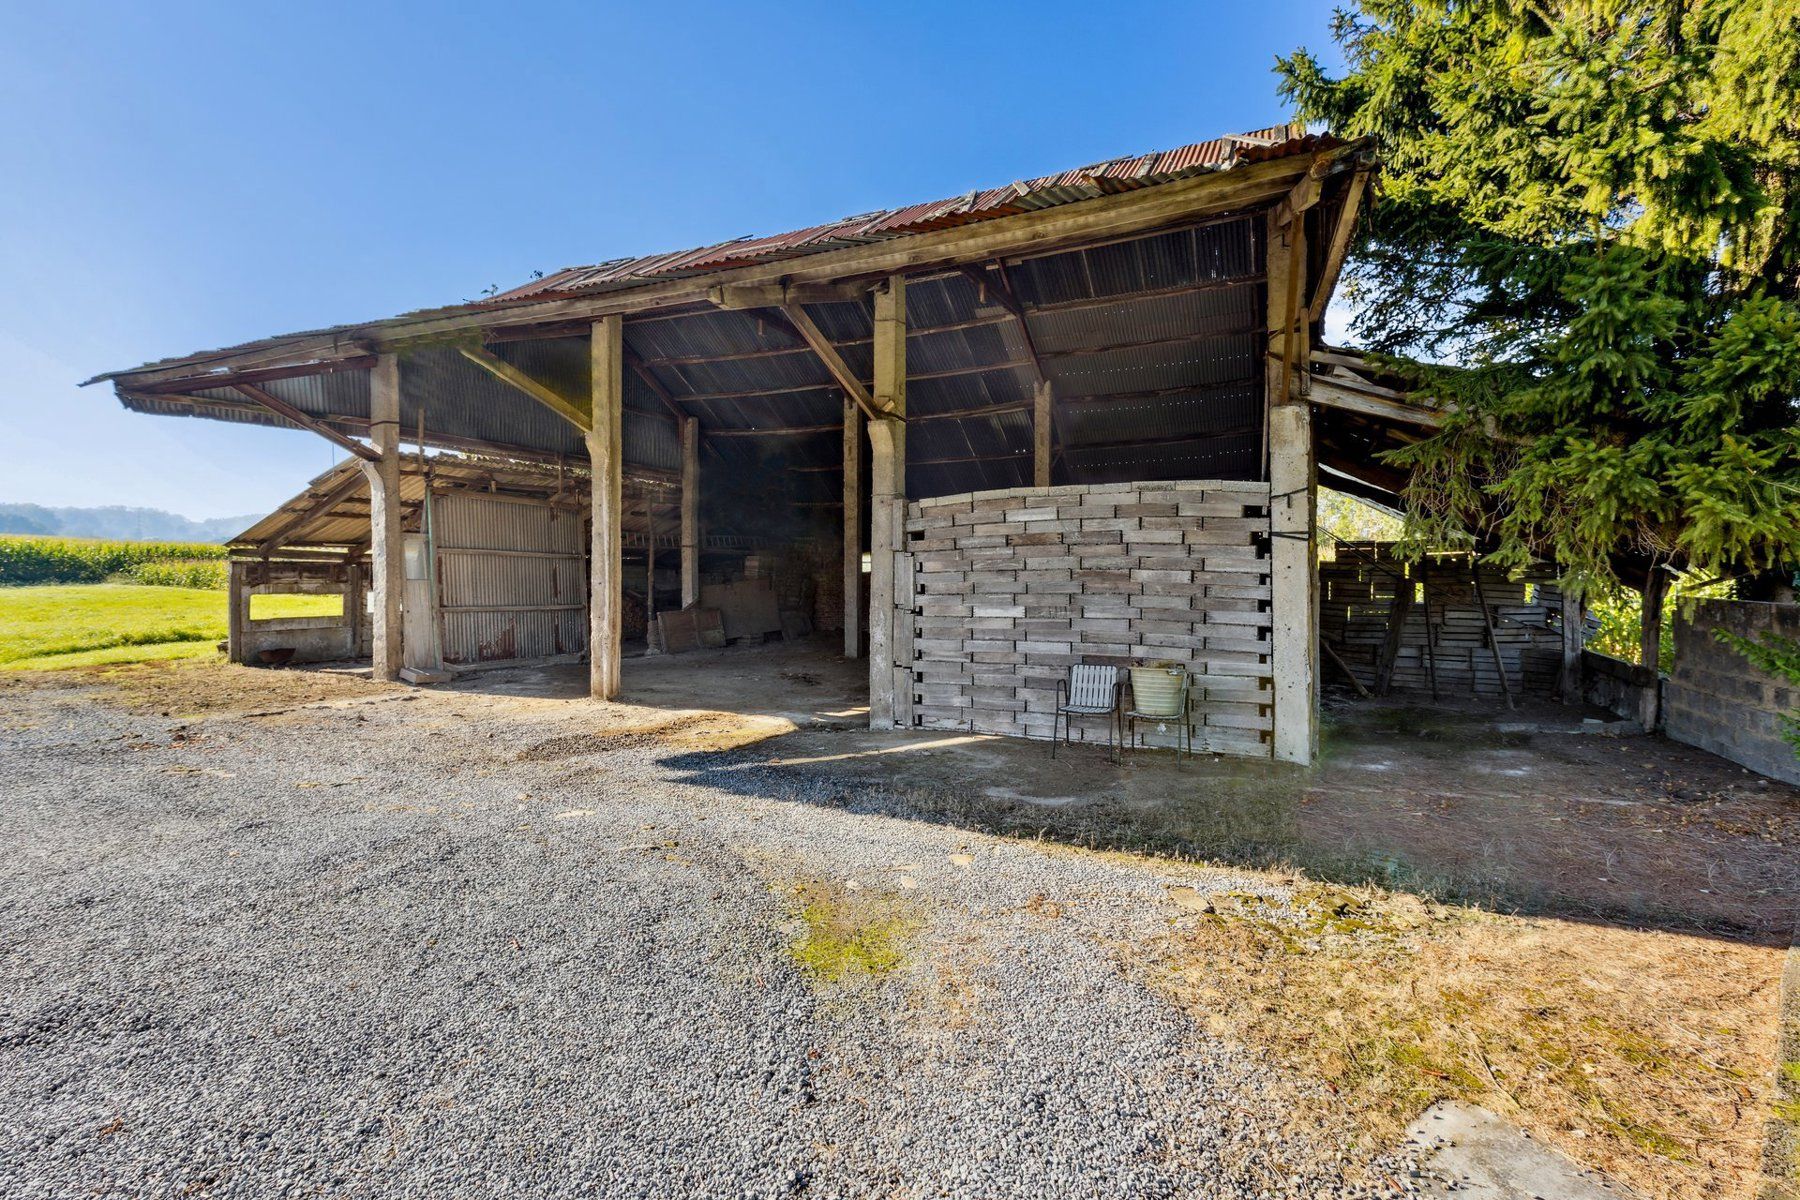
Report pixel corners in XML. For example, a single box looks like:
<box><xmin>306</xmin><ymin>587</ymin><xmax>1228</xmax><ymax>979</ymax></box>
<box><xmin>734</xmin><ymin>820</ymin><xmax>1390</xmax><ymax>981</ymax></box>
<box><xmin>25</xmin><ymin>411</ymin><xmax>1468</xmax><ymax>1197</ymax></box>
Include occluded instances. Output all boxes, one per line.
<box><xmin>517</xmin><ymin>711</ymin><xmax>796</xmax><ymax>760</ymax></box>
<box><xmin>0</xmin><ymin>655</ymin><xmax>392</xmax><ymax>717</ymax></box>
<box><xmin>1154</xmin><ymin>883</ymin><xmax>1785</xmax><ymax>1200</ymax></box>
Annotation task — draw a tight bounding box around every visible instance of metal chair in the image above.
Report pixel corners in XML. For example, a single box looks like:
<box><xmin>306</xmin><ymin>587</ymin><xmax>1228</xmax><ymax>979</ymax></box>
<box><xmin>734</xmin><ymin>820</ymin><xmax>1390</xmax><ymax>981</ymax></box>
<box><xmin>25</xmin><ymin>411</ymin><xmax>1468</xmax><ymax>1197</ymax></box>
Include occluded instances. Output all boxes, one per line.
<box><xmin>1124</xmin><ymin>666</ymin><xmax>1192</xmax><ymax>761</ymax></box>
<box><xmin>1051</xmin><ymin>664</ymin><xmax>1123</xmax><ymax>760</ymax></box>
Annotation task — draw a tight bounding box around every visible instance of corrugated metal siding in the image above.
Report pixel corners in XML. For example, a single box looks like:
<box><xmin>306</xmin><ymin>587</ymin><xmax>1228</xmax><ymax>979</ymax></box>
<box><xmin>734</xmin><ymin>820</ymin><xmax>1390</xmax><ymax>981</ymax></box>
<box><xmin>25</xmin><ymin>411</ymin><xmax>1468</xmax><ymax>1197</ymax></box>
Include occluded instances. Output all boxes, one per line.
<box><xmin>442</xmin><ymin>609</ymin><xmax>582</xmax><ymax>664</ymax></box>
<box><xmin>434</xmin><ymin>493</ymin><xmax>586</xmax><ymax>666</ymax></box>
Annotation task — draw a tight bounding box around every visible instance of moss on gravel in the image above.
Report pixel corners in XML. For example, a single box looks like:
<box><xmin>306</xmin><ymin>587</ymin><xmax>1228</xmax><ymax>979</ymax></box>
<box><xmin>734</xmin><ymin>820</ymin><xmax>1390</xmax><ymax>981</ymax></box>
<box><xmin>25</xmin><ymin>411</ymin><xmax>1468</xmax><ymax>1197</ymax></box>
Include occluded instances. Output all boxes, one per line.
<box><xmin>787</xmin><ymin>880</ymin><xmax>919</xmax><ymax>984</ymax></box>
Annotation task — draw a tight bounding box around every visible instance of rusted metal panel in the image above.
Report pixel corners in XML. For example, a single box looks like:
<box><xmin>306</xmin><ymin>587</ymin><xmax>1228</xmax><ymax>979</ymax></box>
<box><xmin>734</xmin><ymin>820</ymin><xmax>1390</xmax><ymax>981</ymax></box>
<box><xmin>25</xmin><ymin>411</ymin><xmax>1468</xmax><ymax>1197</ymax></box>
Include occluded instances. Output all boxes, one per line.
<box><xmin>482</xmin><ymin>129</ymin><xmax>1324</xmax><ymax>305</ymax></box>
<box><xmin>442</xmin><ymin>609</ymin><xmax>578</xmax><ymax>664</ymax></box>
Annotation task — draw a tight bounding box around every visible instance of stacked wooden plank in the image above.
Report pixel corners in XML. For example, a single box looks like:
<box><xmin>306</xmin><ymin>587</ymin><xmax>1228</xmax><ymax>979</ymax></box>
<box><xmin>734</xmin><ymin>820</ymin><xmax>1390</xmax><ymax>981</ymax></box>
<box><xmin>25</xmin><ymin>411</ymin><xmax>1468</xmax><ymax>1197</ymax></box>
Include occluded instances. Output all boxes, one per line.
<box><xmin>900</xmin><ymin>481</ymin><xmax>1274</xmax><ymax>758</ymax></box>
<box><xmin>1319</xmin><ymin>543</ymin><xmax>1563</xmax><ymax>699</ymax></box>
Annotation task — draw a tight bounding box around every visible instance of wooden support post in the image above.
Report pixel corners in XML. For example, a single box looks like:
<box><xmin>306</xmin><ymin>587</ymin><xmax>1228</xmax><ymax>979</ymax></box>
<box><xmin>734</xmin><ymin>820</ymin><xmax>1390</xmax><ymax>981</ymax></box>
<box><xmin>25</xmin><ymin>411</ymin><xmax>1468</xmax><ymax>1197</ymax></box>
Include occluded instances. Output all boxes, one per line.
<box><xmin>843</xmin><ymin>393</ymin><xmax>863</xmax><ymax>659</ymax></box>
<box><xmin>588</xmin><ymin>316</ymin><xmax>624</xmax><ymax>699</ymax></box>
<box><xmin>1266</xmin><ymin>209</ymin><xmax>1316</xmax><ymax>765</ymax></box>
<box><xmin>1639</xmin><ymin>566</ymin><xmax>1667</xmax><ymax>730</ymax></box>
<box><xmin>867</xmin><ymin>276</ymin><xmax>906</xmax><ymax>727</ymax></box>
<box><xmin>362</xmin><ymin>353</ymin><xmax>404</xmax><ymax>682</ymax></box>
<box><xmin>1419</xmin><ymin>557</ymin><xmax>1441</xmax><ymax>702</ymax></box>
<box><xmin>1470</xmin><ymin>559</ymin><xmax>1516</xmax><ymax>711</ymax></box>
<box><xmin>679</xmin><ymin>416</ymin><xmax>699</xmax><ymax>608</ymax></box>
<box><xmin>1374</xmin><ymin>569</ymin><xmax>1414</xmax><ymax>697</ymax></box>
<box><xmin>644</xmin><ymin>509</ymin><xmax>660</xmax><ymax>655</ymax></box>
<box><xmin>1032</xmin><ymin>379</ymin><xmax>1053</xmax><ymax>488</ymax></box>
<box><xmin>1558</xmin><ymin>585</ymin><xmax>1583</xmax><ymax>704</ymax></box>
<box><xmin>345</xmin><ymin>562</ymin><xmax>365</xmax><ymax>659</ymax></box>
<box><xmin>227</xmin><ymin>559</ymin><xmax>247</xmax><ymax>664</ymax></box>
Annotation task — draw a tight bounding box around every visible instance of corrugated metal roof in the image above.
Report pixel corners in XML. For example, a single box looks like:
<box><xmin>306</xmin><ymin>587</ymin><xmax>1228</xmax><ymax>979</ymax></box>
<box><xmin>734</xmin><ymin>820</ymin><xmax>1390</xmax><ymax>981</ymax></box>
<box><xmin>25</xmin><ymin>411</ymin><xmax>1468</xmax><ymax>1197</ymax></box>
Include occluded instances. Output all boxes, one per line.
<box><xmin>483</xmin><ymin>126</ymin><xmax>1315</xmax><ymax>305</ymax></box>
<box><xmin>110</xmin><ymin>125</ymin><xmax>1388</xmax><ymax>511</ymax></box>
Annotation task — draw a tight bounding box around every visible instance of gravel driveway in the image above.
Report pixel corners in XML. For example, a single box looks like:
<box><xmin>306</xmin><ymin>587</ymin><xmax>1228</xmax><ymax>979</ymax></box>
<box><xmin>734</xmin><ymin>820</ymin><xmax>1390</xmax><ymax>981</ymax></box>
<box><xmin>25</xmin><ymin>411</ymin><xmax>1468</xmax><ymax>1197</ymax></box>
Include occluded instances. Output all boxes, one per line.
<box><xmin>0</xmin><ymin>675</ymin><xmax>1403</xmax><ymax>1199</ymax></box>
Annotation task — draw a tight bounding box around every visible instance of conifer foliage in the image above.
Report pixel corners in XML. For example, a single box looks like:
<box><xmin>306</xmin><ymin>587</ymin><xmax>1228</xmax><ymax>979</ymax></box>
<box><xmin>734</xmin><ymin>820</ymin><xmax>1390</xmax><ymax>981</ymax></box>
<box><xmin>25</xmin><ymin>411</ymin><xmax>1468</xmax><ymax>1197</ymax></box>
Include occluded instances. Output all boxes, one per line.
<box><xmin>1279</xmin><ymin>0</ymin><xmax>1800</xmax><ymax>591</ymax></box>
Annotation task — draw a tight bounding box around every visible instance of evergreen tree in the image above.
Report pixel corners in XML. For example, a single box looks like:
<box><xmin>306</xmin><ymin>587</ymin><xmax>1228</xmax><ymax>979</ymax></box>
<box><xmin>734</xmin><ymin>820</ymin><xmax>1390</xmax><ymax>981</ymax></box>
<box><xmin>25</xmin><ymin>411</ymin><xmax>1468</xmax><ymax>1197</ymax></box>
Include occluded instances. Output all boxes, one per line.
<box><xmin>1278</xmin><ymin>0</ymin><xmax>1800</xmax><ymax>594</ymax></box>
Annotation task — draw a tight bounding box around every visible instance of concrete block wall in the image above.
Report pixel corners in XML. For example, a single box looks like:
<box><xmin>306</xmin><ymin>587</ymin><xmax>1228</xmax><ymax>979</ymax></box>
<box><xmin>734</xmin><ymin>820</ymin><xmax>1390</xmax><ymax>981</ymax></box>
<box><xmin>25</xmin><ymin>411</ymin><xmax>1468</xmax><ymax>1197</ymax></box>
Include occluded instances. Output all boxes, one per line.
<box><xmin>1665</xmin><ymin>600</ymin><xmax>1800</xmax><ymax>784</ymax></box>
<box><xmin>901</xmin><ymin>480</ymin><xmax>1274</xmax><ymax>758</ymax></box>
<box><xmin>229</xmin><ymin>558</ymin><xmax>365</xmax><ymax>666</ymax></box>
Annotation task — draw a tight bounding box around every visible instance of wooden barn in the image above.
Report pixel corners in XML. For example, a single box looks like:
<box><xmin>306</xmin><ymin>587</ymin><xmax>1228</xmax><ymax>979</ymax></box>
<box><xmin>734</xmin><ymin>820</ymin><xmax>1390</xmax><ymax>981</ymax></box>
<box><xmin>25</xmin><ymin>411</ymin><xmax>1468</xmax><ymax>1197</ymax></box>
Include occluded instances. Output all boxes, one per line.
<box><xmin>90</xmin><ymin>123</ymin><xmax>1454</xmax><ymax>765</ymax></box>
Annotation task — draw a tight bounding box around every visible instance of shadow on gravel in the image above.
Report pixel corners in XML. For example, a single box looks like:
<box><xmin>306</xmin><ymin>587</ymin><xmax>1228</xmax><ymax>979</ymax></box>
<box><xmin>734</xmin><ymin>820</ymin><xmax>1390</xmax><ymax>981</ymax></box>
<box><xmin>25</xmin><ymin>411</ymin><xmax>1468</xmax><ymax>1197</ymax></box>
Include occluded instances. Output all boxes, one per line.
<box><xmin>654</xmin><ymin>694</ymin><xmax>1800</xmax><ymax>949</ymax></box>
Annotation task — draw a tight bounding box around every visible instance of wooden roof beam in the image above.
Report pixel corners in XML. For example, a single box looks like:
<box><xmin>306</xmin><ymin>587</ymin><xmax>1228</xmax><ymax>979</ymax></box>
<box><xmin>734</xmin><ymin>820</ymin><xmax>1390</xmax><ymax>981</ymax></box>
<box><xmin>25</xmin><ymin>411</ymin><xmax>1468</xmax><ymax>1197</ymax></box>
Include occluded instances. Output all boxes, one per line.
<box><xmin>959</xmin><ymin>262</ymin><xmax>1047</xmax><ymax>388</ymax></box>
<box><xmin>706</xmin><ymin>281</ymin><xmax>872</xmax><ymax>309</ymax></box>
<box><xmin>457</xmin><ymin>346</ymin><xmax>591</xmax><ymax>432</ymax></box>
<box><xmin>773</xmin><ymin>300</ymin><xmax>886</xmax><ymax>421</ymax></box>
<box><xmin>256</xmin><ymin>469</ymin><xmax>368</xmax><ymax>558</ymax></box>
<box><xmin>1307</xmin><ymin>373</ymin><xmax>1442</xmax><ymax>428</ymax></box>
<box><xmin>100</xmin><ymin>151</ymin><xmax>1353</xmax><ymax>392</ymax></box>
<box><xmin>617</xmin><ymin>343</ymin><xmax>693</xmax><ymax>427</ymax></box>
<box><xmin>137</xmin><ymin>355</ymin><xmax>378</xmax><ymax>395</ymax></box>
<box><xmin>1309</xmin><ymin>167</ymin><xmax>1371</xmax><ymax>322</ymax></box>
<box><xmin>228</xmin><ymin>383</ymin><xmax>382</xmax><ymax>463</ymax></box>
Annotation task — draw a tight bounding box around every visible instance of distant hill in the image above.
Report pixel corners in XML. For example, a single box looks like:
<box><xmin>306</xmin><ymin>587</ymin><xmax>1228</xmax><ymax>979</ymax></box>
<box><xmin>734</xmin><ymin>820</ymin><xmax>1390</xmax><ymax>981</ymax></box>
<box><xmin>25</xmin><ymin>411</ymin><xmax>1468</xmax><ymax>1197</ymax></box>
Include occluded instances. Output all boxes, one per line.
<box><xmin>0</xmin><ymin>503</ymin><xmax>260</xmax><ymax>543</ymax></box>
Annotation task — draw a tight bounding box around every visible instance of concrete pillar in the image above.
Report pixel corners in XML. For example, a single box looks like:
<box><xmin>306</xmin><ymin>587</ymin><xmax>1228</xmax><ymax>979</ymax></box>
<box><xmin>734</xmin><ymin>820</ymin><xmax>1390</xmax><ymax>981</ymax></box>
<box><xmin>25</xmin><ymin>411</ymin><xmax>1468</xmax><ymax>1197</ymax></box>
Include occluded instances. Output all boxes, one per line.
<box><xmin>1266</xmin><ymin>211</ymin><xmax>1316</xmax><ymax>765</ymax></box>
<box><xmin>363</xmin><ymin>353</ymin><xmax>404</xmax><ymax>682</ymax></box>
<box><xmin>867</xmin><ymin>276</ymin><xmax>906</xmax><ymax>728</ymax></box>
<box><xmin>1032</xmin><ymin>379</ymin><xmax>1053</xmax><ymax>489</ymax></box>
<box><xmin>680</xmin><ymin>416</ymin><xmax>699</xmax><ymax>609</ymax></box>
<box><xmin>842</xmin><ymin>393</ymin><xmax>863</xmax><ymax>659</ymax></box>
<box><xmin>588</xmin><ymin>315</ymin><xmax>624</xmax><ymax>699</ymax></box>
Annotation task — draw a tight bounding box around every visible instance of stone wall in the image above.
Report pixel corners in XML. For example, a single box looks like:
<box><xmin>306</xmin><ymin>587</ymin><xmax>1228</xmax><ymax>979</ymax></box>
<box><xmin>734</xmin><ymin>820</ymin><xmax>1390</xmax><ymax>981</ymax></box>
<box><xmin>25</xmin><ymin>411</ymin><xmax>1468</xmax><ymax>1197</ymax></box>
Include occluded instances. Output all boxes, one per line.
<box><xmin>1665</xmin><ymin>600</ymin><xmax>1800</xmax><ymax>784</ymax></box>
<box><xmin>901</xmin><ymin>480</ymin><xmax>1274</xmax><ymax>758</ymax></box>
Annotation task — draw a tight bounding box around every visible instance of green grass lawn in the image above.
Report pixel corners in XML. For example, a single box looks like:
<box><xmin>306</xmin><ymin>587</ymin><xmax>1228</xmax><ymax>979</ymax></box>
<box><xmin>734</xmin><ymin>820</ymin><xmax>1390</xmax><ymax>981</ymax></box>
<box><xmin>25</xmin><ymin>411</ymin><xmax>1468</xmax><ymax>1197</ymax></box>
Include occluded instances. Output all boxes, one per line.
<box><xmin>0</xmin><ymin>584</ymin><xmax>339</xmax><ymax>670</ymax></box>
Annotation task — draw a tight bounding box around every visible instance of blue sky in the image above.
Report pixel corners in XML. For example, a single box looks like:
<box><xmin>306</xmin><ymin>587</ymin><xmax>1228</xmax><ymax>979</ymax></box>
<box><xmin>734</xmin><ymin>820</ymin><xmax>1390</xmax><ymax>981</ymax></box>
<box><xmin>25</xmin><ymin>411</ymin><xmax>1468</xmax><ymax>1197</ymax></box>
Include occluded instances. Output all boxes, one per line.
<box><xmin>0</xmin><ymin>0</ymin><xmax>1344</xmax><ymax>519</ymax></box>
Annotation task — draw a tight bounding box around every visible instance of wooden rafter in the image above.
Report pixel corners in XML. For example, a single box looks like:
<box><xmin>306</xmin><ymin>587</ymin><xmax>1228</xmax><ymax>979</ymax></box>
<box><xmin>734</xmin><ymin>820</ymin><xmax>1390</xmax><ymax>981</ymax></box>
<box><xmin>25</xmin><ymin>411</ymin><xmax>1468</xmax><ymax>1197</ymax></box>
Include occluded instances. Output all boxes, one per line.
<box><xmin>956</xmin><ymin>263</ymin><xmax>1048</xmax><ymax>386</ymax></box>
<box><xmin>776</xmin><ymin>301</ymin><xmax>886</xmax><ymax>421</ymax></box>
<box><xmin>137</xmin><ymin>355</ymin><xmax>378</xmax><ymax>395</ymax></box>
<box><xmin>1307</xmin><ymin>373</ymin><xmax>1442</xmax><ymax>428</ymax></box>
<box><xmin>256</xmin><ymin>469</ymin><xmax>367</xmax><ymax>557</ymax></box>
<box><xmin>962</xmin><ymin>259</ymin><xmax>1056</xmax><ymax>482</ymax></box>
<box><xmin>1309</xmin><ymin>168</ymin><xmax>1370</xmax><ymax>322</ymax></box>
<box><xmin>99</xmin><ymin>149</ymin><xmax>1361</xmax><ymax>392</ymax></box>
<box><xmin>619</xmin><ymin>344</ymin><xmax>694</xmax><ymax>426</ymax></box>
<box><xmin>703</xmin><ymin>423</ymin><xmax>842</xmax><ymax>438</ymax></box>
<box><xmin>228</xmin><ymin>383</ymin><xmax>381</xmax><ymax>462</ymax></box>
<box><xmin>457</xmin><ymin>346</ymin><xmax>591</xmax><ymax>431</ymax></box>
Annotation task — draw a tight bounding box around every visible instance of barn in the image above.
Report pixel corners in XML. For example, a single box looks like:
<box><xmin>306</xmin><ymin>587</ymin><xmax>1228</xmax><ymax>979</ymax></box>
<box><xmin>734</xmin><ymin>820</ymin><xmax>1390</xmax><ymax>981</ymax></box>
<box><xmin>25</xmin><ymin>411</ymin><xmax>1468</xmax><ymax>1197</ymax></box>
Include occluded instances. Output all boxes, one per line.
<box><xmin>90</xmin><ymin>124</ymin><xmax>1450</xmax><ymax>765</ymax></box>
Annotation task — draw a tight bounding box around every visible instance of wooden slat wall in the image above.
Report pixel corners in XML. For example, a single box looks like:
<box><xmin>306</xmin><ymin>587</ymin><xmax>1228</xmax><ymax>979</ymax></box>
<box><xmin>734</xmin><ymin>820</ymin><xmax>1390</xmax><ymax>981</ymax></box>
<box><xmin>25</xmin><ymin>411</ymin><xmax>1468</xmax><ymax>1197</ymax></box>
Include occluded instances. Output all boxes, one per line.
<box><xmin>901</xmin><ymin>480</ymin><xmax>1274</xmax><ymax>758</ymax></box>
<box><xmin>1319</xmin><ymin>543</ymin><xmax>1565</xmax><ymax>700</ymax></box>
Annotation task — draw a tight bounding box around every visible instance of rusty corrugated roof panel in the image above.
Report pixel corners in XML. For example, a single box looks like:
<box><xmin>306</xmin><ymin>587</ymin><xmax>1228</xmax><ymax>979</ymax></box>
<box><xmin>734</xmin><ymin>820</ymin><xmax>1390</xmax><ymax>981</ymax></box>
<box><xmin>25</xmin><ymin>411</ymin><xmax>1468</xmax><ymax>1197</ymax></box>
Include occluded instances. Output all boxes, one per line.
<box><xmin>484</xmin><ymin>125</ymin><xmax>1322</xmax><ymax>305</ymax></box>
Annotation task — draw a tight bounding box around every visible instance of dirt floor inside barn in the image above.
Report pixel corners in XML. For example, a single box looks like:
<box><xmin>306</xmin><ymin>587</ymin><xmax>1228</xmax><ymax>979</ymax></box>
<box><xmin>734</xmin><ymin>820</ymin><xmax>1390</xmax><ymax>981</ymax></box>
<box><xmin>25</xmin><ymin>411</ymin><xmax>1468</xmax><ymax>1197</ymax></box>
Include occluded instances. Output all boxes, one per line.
<box><xmin>3</xmin><ymin>641</ymin><xmax>1796</xmax><ymax>1199</ymax></box>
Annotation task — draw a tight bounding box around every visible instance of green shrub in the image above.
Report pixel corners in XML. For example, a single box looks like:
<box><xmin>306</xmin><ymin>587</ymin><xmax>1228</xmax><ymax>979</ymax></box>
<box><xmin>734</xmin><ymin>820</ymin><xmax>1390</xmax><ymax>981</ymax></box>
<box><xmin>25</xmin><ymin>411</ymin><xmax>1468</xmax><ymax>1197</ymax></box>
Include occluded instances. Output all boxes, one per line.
<box><xmin>117</xmin><ymin>559</ymin><xmax>228</xmax><ymax>590</ymax></box>
<box><xmin>1584</xmin><ymin>575</ymin><xmax>1736</xmax><ymax>673</ymax></box>
<box><xmin>0</xmin><ymin>535</ymin><xmax>227</xmax><ymax>586</ymax></box>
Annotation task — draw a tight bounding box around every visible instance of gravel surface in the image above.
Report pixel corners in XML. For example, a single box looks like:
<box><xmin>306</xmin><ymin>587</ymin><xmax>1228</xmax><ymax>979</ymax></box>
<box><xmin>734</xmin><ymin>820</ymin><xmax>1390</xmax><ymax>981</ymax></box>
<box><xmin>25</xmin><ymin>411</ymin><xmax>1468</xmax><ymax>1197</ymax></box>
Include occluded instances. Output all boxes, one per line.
<box><xmin>0</xmin><ymin>677</ymin><xmax>1414</xmax><ymax>1198</ymax></box>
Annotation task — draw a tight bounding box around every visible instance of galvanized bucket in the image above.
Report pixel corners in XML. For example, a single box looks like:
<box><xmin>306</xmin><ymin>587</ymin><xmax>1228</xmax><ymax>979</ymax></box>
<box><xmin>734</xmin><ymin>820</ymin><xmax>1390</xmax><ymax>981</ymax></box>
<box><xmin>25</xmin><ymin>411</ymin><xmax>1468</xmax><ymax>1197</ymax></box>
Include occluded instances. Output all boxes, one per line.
<box><xmin>1129</xmin><ymin>665</ymin><xmax>1186</xmax><ymax>717</ymax></box>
